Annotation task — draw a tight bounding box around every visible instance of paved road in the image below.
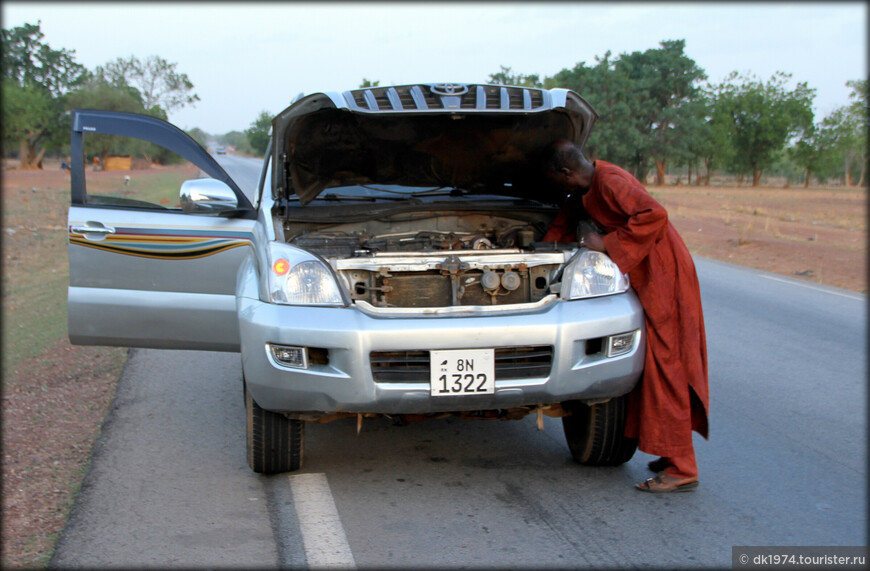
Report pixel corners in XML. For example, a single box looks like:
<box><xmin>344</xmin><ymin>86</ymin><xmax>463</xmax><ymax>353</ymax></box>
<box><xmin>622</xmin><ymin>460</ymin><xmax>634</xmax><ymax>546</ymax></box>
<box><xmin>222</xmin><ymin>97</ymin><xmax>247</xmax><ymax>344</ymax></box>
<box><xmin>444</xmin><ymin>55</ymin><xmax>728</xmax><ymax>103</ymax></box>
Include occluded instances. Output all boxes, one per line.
<box><xmin>214</xmin><ymin>154</ymin><xmax>264</xmax><ymax>204</ymax></box>
<box><xmin>51</xmin><ymin>257</ymin><xmax>866</xmax><ymax>568</ymax></box>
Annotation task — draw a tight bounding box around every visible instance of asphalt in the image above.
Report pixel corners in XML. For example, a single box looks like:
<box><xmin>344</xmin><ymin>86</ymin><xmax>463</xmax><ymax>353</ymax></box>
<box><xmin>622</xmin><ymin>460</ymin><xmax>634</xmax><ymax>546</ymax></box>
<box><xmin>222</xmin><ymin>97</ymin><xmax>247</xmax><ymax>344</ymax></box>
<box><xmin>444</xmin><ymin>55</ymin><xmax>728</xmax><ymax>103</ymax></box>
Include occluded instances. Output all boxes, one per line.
<box><xmin>50</xmin><ymin>257</ymin><xmax>867</xmax><ymax>568</ymax></box>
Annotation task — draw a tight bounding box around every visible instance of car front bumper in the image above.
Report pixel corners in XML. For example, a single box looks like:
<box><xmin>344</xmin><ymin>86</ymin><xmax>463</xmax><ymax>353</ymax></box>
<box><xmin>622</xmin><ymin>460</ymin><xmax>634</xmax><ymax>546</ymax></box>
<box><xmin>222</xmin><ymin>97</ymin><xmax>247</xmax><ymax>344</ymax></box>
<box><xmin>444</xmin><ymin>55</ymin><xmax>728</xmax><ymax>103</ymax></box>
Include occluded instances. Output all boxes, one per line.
<box><xmin>238</xmin><ymin>288</ymin><xmax>646</xmax><ymax>415</ymax></box>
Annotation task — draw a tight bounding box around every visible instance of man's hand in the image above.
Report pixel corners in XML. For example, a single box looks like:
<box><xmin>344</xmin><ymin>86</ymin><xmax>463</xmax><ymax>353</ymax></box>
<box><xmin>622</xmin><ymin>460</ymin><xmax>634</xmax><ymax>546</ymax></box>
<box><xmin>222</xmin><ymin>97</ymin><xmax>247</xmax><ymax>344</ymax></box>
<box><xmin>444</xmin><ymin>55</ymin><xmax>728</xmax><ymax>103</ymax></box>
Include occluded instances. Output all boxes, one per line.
<box><xmin>581</xmin><ymin>232</ymin><xmax>606</xmax><ymax>252</ymax></box>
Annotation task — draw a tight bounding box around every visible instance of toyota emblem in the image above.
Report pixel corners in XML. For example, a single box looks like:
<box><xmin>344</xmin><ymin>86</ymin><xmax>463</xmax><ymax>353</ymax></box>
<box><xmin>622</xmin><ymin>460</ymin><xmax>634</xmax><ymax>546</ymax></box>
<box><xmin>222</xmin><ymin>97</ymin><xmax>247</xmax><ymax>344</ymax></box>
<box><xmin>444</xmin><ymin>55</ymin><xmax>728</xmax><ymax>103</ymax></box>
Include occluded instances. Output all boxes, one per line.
<box><xmin>430</xmin><ymin>83</ymin><xmax>469</xmax><ymax>96</ymax></box>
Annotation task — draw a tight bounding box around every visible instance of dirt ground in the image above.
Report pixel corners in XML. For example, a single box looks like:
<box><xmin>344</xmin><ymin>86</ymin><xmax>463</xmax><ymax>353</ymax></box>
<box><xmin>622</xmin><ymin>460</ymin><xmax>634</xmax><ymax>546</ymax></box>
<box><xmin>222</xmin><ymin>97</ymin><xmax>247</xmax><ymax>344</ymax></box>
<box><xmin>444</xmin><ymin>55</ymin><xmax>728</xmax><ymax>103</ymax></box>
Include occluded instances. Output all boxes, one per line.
<box><xmin>654</xmin><ymin>184</ymin><xmax>866</xmax><ymax>293</ymax></box>
<box><xmin>1</xmin><ymin>162</ymin><xmax>866</xmax><ymax>568</ymax></box>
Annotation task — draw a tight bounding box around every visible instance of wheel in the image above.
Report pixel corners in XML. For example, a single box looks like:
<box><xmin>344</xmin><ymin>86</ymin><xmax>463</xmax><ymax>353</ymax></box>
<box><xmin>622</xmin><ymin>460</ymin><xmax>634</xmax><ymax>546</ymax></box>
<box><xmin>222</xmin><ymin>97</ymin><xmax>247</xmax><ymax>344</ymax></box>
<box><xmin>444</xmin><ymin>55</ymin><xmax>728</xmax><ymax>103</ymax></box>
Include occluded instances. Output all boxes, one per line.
<box><xmin>561</xmin><ymin>395</ymin><xmax>637</xmax><ymax>466</ymax></box>
<box><xmin>245</xmin><ymin>384</ymin><xmax>304</xmax><ymax>474</ymax></box>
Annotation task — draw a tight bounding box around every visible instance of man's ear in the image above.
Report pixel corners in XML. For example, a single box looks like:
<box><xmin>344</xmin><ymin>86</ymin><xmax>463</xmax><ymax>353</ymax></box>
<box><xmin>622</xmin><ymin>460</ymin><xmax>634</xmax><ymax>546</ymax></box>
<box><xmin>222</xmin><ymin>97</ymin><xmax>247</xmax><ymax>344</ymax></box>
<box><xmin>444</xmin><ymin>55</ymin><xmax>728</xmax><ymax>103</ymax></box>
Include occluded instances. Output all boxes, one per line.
<box><xmin>560</xmin><ymin>167</ymin><xmax>572</xmax><ymax>177</ymax></box>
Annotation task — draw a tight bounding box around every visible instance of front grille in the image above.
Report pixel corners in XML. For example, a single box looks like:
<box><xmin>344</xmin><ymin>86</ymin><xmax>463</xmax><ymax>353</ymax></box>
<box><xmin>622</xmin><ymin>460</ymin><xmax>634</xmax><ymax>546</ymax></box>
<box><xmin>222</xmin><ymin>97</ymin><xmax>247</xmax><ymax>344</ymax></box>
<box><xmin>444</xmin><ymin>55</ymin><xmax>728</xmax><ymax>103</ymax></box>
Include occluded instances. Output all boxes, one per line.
<box><xmin>371</xmin><ymin>346</ymin><xmax>553</xmax><ymax>383</ymax></box>
<box><xmin>345</xmin><ymin>84</ymin><xmax>548</xmax><ymax>112</ymax></box>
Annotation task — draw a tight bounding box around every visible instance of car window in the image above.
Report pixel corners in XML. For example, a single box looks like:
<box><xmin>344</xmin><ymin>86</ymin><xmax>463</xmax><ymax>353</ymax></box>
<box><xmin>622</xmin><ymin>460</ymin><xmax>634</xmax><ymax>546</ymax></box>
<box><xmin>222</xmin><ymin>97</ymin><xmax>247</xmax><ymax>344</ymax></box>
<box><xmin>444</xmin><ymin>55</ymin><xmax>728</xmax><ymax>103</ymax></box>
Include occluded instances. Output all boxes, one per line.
<box><xmin>81</xmin><ymin>131</ymin><xmax>203</xmax><ymax>211</ymax></box>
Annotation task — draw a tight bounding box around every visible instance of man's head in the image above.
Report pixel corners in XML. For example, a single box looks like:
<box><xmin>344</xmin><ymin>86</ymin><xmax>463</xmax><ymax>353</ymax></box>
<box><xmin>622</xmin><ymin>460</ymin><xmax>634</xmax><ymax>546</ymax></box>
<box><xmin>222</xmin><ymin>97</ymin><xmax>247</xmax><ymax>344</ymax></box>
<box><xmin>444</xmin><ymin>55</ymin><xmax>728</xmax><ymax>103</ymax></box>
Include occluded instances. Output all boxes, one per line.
<box><xmin>541</xmin><ymin>140</ymin><xmax>595</xmax><ymax>200</ymax></box>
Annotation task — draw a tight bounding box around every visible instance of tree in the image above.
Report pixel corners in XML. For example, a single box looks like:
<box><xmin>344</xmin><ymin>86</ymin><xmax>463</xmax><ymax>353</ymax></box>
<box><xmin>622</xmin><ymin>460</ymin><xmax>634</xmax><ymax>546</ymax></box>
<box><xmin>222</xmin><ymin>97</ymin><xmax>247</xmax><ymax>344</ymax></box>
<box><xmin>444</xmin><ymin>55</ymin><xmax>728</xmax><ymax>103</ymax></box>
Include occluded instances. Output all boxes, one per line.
<box><xmin>788</xmin><ymin>121</ymin><xmax>840</xmax><ymax>187</ymax></box>
<box><xmin>221</xmin><ymin>131</ymin><xmax>255</xmax><ymax>155</ymax></box>
<box><xmin>1</xmin><ymin>21</ymin><xmax>86</xmax><ymax>168</ymax></box>
<box><xmin>695</xmin><ymin>86</ymin><xmax>738</xmax><ymax>185</ymax></box>
<box><xmin>95</xmin><ymin>55</ymin><xmax>199</xmax><ymax>114</ymax></box>
<box><xmin>185</xmin><ymin>127</ymin><xmax>210</xmax><ymax>149</ymax></box>
<box><xmin>65</xmin><ymin>76</ymin><xmax>153</xmax><ymax>164</ymax></box>
<box><xmin>846</xmin><ymin>79</ymin><xmax>868</xmax><ymax>186</ymax></box>
<box><xmin>710</xmin><ymin>71</ymin><xmax>815</xmax><ymax>186</ymax></box>
<box><xmin>2</xmin><ymin>21</ymin><xmax>85</xmax><ymax>97</ymax></box>
<box><xmin>360</xmin><ymin>78</ymin><xmax>380</xmax><ymax>88</ymax></box>
<box><xmin>245</xmin><ymin>110</ymin><xmax>272</xmax><ymax>156</ymax></box>
<box><xmin>545</xmin><ymin>52</ymin><xmax>647</xmax><ymax>174</ymax></box>
<box><xmin>614</xmin><ymin>40</ymin><xmax>708</xmax><ymax>186</ymax></box>
<box><xmin>677</xmin><ymin>98</ymin><xmax>716</xmax><ymax>185</ymax></box>
<box><xmin>542</xmin><ymin>41</ymin><xmax>707</xmax><ymax>185</ymax></box>
<box><xmin>2</xmin><ymin>79</ymin><xmax>54</xmax><ymax>167</ymax></box>
<box><xmin>488</xmin><ymin>66</ymin><xmax>542</xmax><ymax>88</ymax></box>
<box><xmin>821</xmin><ymin>79</ymin><xmax>868</xmax><ymax>187</ymax></box>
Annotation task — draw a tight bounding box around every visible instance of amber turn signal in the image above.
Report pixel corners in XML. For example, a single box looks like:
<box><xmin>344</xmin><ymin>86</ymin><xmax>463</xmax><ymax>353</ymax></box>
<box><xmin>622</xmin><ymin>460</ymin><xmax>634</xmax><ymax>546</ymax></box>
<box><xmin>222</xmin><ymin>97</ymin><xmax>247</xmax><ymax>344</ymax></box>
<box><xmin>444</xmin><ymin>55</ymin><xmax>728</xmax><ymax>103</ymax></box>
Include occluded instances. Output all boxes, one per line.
<box><xmin>273</xmin><ymin>258</ymin><xmax>290</xmax><ymax>276</ymax></box>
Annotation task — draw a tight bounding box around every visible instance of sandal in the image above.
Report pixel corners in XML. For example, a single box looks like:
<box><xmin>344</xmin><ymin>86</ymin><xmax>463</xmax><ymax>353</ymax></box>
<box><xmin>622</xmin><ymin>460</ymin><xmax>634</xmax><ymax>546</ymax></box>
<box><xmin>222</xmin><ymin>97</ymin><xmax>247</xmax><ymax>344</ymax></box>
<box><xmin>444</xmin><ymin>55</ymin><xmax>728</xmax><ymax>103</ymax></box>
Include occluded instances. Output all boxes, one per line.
<box><xmin>636</xmin><ymin>474</ymin><xmax>699</xmax><ymax>493</ymax></box>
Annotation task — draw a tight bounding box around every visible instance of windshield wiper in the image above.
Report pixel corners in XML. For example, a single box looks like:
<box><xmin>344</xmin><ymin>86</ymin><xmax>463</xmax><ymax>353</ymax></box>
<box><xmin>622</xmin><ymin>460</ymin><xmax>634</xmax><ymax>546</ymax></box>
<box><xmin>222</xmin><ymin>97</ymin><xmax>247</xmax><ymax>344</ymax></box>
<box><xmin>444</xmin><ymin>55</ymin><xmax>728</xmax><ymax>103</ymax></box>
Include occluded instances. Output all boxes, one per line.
<box><xmin>320</xmin><ymin>193</ymin><xmax>409</xmax><ymax>202</ymax></box>
<box><xmin>359</xmin><ymin>184</ymin><xmax>447</xmax><ymax>196</ymax></box>
<box><xmin>408</xmin><ymin>187</ymin><xmax>467</xmax><ymax>197</ymax></box>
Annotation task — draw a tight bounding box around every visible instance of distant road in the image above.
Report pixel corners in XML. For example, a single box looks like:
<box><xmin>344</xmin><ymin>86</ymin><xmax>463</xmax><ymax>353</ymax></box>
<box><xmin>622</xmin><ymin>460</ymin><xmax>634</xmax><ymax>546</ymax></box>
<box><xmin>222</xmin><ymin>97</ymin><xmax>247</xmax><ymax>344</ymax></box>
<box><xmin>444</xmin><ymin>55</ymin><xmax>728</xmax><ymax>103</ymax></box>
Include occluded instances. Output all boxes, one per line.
<box><xmin>214</xmin><ymin>154</ymin><xmax>264</xmax><ymax>205</ymax></box>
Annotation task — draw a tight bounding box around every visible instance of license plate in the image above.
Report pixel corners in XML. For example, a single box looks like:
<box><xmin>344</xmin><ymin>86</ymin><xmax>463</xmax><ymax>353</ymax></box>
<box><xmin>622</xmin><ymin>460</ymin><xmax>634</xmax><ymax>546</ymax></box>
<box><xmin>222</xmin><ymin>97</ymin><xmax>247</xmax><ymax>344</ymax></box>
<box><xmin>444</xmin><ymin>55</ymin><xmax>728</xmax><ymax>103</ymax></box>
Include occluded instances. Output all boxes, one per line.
<box><xmin>430</xmin><ymin>349</ymin><xmax>495</xmax><ymax>396</ymax></box>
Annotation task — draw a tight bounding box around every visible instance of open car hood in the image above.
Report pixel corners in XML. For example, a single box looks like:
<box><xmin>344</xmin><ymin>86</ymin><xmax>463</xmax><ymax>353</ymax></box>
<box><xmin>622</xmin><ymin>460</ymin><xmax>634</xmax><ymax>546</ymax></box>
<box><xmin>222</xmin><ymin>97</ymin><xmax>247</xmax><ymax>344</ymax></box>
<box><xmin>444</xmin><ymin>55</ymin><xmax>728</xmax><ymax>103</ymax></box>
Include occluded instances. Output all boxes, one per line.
<box><xmin>272</xmin><ymin>84</ymin><xmax>598</xmax><ymax>205</ymax></box>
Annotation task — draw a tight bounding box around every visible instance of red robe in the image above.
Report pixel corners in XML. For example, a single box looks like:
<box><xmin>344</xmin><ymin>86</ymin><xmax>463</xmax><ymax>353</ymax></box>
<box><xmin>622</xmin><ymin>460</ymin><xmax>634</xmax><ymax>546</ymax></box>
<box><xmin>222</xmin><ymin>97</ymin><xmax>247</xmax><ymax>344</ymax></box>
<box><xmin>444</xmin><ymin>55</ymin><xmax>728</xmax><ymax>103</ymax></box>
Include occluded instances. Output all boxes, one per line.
<box><xmin>548</xmin><ymin>161</ymin><xmax>709</xmax><ymax>458</ymax></box>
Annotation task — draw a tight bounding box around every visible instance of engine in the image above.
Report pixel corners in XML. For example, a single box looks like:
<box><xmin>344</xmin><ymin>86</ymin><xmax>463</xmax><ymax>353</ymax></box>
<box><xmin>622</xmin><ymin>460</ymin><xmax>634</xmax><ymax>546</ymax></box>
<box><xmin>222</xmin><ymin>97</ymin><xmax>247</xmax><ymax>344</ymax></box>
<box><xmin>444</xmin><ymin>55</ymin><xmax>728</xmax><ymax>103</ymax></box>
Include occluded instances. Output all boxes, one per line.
<box><xmin>285</xmin><ymin>213</ymin><xmax>574</xmax><ymax>309</ymax></box>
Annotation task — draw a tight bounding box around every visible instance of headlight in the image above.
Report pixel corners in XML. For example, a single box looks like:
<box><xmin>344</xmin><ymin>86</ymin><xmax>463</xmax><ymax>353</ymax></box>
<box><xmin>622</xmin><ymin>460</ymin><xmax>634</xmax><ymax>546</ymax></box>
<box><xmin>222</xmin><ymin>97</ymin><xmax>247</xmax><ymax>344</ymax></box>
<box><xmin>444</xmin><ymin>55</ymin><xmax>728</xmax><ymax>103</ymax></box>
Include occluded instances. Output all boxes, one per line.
<box><xmin>561</xmin><ymin>250</ymin><xmax>630</xmax><ymax>299</ymax></box>
<box><xmin>267</xmin><ymin>242</ymin><xmax>344</xmax><ymax>306</ymax></box>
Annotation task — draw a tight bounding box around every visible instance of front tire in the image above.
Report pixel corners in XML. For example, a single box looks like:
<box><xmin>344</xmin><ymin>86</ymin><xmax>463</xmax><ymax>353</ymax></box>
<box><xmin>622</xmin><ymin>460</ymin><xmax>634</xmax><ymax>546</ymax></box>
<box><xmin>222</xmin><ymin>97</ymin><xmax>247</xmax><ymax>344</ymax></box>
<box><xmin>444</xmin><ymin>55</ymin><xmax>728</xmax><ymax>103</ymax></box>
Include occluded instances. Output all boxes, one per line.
<box><xmin>561</xmin><ymin>395</ymin><xmax>637</xmax><ymax>466</ymax></box>
<box><xmin>245</xmin><ymin>385</ymin><xmax>304</xmax><ymax>474</ymax></box>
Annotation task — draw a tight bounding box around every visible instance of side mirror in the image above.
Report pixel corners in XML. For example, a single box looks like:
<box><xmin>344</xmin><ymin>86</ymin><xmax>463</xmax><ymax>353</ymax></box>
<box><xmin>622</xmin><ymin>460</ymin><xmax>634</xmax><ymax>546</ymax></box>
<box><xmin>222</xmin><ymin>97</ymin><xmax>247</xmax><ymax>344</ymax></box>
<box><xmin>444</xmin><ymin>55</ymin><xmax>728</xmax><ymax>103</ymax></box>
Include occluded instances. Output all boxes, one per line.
<box><xmin>179</xmin><ymin>178</ymin><xmax>239</xmax><ymax>215</ymax></box>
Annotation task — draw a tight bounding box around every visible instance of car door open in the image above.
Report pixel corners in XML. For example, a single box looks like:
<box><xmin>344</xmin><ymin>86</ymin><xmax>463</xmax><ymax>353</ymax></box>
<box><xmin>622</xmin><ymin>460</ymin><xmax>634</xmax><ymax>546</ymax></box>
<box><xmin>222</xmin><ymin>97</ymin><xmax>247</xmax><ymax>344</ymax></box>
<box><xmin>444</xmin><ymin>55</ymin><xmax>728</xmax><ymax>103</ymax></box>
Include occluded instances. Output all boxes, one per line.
<box><xmin>67</xmin><ymin>109</ymin><xmax>259</xmax><ymax>351</ymax></box>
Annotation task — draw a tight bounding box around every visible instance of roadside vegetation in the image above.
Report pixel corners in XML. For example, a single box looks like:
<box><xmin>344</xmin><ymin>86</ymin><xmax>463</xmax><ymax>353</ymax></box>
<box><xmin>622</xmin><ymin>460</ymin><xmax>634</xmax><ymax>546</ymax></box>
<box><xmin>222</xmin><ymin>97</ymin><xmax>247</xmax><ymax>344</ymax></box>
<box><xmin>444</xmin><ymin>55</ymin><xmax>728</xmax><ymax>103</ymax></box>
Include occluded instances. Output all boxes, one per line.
<box><xmin>483</xmin><ymin>41</ymin><xmax>866</xmax><ymax>188</ymax></box>
<box><xmin>1</xmin><ymin>21</ymin><xmax>866</xmax><ymax>569</ymax></box>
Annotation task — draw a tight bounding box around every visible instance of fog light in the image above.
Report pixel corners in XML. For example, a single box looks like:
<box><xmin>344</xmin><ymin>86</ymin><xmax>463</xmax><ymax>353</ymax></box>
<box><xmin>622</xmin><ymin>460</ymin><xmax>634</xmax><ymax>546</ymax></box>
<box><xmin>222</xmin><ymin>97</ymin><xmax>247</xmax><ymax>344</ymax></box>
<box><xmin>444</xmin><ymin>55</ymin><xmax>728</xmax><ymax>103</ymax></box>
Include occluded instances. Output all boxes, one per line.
<box><xmin>607</xmin><ymin>332</ymin><xmax>636</xmax><ymax>357</ymax></box>
<box><xmin>269</xmin><ymin>344</ymin><xmax>308</xmax><ymax>369</ymax></box>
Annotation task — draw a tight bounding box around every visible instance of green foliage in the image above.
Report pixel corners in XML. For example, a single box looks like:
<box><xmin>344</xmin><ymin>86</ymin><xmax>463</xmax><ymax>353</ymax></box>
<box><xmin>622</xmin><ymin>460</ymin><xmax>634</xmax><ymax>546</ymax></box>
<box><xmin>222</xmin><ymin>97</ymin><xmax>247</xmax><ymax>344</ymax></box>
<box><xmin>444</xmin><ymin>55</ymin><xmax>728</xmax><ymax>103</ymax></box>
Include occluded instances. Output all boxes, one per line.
<box><xmin>545</xmin><ymin>51</ymin><xmax>646</xmax><ymax>169</ymax></box>
<box><xmin>694</xmin><ymin>87</ymin><xmax>737</xmax><ymax>184</ymax></box>
<box><xmin>541</xmin><ymin>41</ymin><xmax>707</xmax><ymax>184</ymax></box>
<box><xmin>788</xmin><ymin>122</ymin><xmax>838</xmax><ymax>186</ymax></box>
<box><xmin>360</xmin><ymin>78</ymin><xmax>380</xmax><ymax>88</ymax></box>
<box><xmin>1</xmin><ymin>21</ymin><xmax>86</xmax><ymax>167</ymax></box>
<box><xmin>820</xmin><ymin>79</ymin><xmax>868</xmax><ymax>186</ymax></box>
<box><xmin>488</xmin><ymin>66</ymin><xmax>542</xmax><ymax>88</ymax></box>
<box><xmin>1</xmin><ymin>21</ymin><xmax>85</xmax><ymax>97</ymax></box>
<box><xmin>65</xmin><ymin>76</ymin><xmax>183</xmax><ymax>165</ymax></box>
<box><xmin>185</xmin><ymin>127</ymin><xmax>210</xmax><ymax>149</ymax></box>
<box><xmin>220</xmin><ymin>130</ymin><xmax>255</xmax><ymax>155</ymax></box>
<box><xmin>245</xmin><ymin>110</ymin><xmax>272</xmax><ymax>156</ymax></box>
<box><xmin>487</xmin><ymin>43</ymin><xmax>868</xmax><ymax>187</ymax></box>
<box><xmin>615</xmin><ymin>40</ymin><xmax>707</xmax><ymax>184</ymax></box>
<box><xmin>65</xmin><ymin>76</ymin><xmax>147</xmax><ymax>161</ymax></box>
<box><xmin>708</xmin><ymin>71</ymin><xmax>815</xmax><ymax>185</ymax></box>
<box><xmin>95</xmin><ymin>55</ymin><xmax>200</xmax><ymax>114</ymax></box>
<box><xmin>2</xmin><ymin>78</ymin><xmax>53</xmax><ymax>152</ymax></box>
<box><xmin>65</xmin><ymin>75</ymin><xmax>145</xmax><ymax>113</ymax></box>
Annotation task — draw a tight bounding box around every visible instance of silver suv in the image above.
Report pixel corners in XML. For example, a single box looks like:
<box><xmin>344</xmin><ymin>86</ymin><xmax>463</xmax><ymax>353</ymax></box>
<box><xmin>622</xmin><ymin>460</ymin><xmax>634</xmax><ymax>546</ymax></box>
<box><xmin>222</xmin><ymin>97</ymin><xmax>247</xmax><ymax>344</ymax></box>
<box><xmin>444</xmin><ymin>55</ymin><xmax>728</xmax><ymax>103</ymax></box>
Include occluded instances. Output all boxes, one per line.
<box><xmin>68</xmin><ymin>83</ymin><xmax>645</xmax><ymax>474</ymax></box>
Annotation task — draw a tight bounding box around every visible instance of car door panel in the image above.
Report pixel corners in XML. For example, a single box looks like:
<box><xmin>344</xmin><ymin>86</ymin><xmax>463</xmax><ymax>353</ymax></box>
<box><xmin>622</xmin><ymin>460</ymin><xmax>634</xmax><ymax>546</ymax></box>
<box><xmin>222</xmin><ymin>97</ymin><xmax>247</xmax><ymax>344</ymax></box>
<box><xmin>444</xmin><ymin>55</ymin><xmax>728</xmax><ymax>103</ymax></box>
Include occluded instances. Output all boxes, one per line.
<box><xmin>67</xmin><ymin>110</ymin><xmax>259</xmax><ymax>351</ymax></box>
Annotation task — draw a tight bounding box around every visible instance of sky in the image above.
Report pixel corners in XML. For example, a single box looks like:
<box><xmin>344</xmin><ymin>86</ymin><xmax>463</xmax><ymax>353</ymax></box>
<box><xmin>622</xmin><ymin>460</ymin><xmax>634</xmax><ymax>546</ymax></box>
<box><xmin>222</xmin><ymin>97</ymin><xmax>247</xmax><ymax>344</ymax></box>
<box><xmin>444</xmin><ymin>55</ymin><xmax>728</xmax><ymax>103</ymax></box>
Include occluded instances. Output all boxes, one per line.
<box><xmin>3</xmin><ymin>2</ymin><xmax>866</xmax><ymax>134</ymax></box>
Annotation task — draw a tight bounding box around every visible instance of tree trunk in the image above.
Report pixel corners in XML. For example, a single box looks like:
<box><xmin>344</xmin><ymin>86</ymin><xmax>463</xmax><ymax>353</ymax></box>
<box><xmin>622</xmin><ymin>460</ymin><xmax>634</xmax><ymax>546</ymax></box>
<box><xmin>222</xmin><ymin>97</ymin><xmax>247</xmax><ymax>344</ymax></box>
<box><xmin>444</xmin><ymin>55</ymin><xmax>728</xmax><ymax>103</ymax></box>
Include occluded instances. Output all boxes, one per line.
<box><xmin>654</xmin><ymin>157</ymin><xmax>666</xmax><ymax>186</ymax></box>
<box><xmin>752</xmin><ymin>166</ymin><xmax>762</xmax><ymax>187</ymax></box>
<box><xmin>804</xmin><ymin>168</ymin><xmax>811</xmax><ymax>188</ymax></box>
<box><xmin>857</xmin><ymin>159</ymin><xmax>867</xmax><ymax>188</ymax></box>
<box><xmin>844</xmin><ymin>157</ymin><xmax>853</xmax><ymax>187</ymax></box>
<box><xmin>704</xmin><ymin>158</ymin><xmax>712</xmax><ymax>186</ymax></box>
<box><xmin>18</xmin><ymin>139</ymin><xmax>44</xmax><ymax>170</ymax></box>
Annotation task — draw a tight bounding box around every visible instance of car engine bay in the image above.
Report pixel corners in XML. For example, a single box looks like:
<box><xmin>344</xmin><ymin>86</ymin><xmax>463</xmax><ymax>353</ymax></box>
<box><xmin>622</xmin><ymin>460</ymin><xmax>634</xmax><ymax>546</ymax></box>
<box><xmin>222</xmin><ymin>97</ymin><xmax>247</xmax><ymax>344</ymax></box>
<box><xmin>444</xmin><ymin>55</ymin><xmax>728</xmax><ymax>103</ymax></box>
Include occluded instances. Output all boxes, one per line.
<box><xmin>281</xmin><ymin>208</ymin><xmax>578</xmax><ymax>309</ymax></box>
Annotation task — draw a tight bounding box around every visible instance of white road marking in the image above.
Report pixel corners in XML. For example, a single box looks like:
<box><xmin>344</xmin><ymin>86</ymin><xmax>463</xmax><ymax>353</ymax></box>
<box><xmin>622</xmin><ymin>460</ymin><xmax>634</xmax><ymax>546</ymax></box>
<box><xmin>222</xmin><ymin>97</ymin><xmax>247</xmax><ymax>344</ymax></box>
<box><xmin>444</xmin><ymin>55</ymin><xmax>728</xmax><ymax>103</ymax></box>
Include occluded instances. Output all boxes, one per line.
<box><xmin>289</xmin><ymin>473</ymin><xmax>356</xmax><ymax>569</ymax></box>
<box><xmin>758</xmin><ymin>274</ymin><xmax>865</xmax><ymax>301</ymax></box>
